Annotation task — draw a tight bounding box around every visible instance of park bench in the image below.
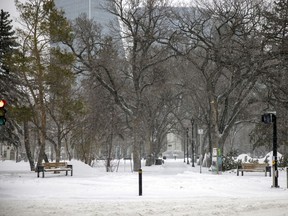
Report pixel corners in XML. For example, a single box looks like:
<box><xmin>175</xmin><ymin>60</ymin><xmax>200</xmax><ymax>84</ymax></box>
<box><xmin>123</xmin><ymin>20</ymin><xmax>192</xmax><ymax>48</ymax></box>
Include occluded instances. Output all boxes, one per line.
<box><xmin>237</xmin><ymin>163</ymin><xmax>271</xmax><ymax>176</ymax></box>
<box><xmin>36</xmin><ymin>162</ymin><xmax>73</xmax><ymax>178</ymax></box>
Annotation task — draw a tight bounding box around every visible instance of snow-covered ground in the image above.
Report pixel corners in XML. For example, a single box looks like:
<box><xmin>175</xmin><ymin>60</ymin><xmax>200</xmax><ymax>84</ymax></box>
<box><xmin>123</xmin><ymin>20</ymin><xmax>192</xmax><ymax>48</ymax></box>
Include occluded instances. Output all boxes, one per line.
<box><xmin>0</xmin><ymin>159</ymin><xmax>287</xmax><ymax>216</ymax></box>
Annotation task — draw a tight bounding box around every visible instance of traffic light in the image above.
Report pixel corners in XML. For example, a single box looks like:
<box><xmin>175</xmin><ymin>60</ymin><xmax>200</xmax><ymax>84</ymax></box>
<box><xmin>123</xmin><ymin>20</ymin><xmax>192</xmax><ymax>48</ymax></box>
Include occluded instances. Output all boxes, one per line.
<box><xmin>0</xmin><ymin>99</ymin><xmax>7</xmax><ymax>125</ymax></box>
<box><xmin>261</xmin><ymin>113</ymin><xmax>276</xmax><ymax>124</ymax></box>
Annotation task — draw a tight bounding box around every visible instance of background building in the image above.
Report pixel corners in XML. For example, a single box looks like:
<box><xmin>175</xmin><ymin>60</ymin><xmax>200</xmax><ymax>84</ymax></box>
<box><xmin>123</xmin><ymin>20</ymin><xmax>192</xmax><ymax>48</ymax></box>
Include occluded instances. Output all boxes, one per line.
<box><xmin>54</xmin><ymin>0</ymin><xmax>114</xmax><ymax>31</ymax></box>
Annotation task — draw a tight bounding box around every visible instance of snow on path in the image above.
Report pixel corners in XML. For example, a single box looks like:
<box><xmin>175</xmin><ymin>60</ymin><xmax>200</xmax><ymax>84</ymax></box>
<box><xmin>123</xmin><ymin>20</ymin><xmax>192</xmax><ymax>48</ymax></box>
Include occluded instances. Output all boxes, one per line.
<box><xmin>1</xmin><ymin>198</ymin><xmax>288</xmax><ymax>216</ymax></box>
<box><xmin>0</xmin><ymin>159</ymin><xmax>288</xmax><ymax>216</ymax></box>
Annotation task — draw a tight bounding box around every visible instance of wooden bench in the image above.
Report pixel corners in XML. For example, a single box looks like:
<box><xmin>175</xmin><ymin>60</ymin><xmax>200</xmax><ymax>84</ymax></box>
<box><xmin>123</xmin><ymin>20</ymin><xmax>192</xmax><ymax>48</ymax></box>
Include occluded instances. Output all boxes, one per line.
<box><xmin>37</xmin><ymin>162</ymin><xmax>73</xmax><ymax>178</ymax></box>
<box><xmin>237</xmin><ymin>163</ymin><xmax>271</xmax><ymax>176</ymax></box>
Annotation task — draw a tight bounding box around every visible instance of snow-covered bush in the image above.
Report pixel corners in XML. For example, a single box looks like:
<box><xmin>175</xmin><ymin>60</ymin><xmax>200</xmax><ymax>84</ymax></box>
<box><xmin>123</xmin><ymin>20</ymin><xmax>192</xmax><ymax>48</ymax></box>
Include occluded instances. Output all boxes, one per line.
<box><xmin>222</xmin><ymin>150</ymin><xmax>239</xmax><ymax>171</ymax></box>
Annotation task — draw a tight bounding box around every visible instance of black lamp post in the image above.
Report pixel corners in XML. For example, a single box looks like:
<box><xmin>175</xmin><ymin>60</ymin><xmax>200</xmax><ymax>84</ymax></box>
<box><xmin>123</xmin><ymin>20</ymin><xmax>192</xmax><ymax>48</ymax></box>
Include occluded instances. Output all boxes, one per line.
<box><xmin>191</xmin><ymin>119</ymin><xmax>195</xmax><ymax>167</ymax></box>
<box><xmin>262</xmin><ymin>112</ymin><xmax>278</xmax><ymax>188</ymax></box>
<box><xmin>183</xmin><ymin>129</ymin><xmax>186</xmax><ymax>163</ymax></box>
<box><xmin>272</xmin><ymin>114</ymin><xmax>278</xmax><ymax>188</ymax></box>
<box><xmin>186</xmin><ymin>128</ymin><xmax>189</xmax><ymax>164</ymax></box>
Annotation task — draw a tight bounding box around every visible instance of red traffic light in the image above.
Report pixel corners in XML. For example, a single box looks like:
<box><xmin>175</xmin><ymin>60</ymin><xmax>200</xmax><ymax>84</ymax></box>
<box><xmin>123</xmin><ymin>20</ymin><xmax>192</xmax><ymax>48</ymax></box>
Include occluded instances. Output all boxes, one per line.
<box><xmin>0</xmin><ymin>99</ymin><xmax>7</xmax><ymax>125</ymax></box>
<box><xmin>0</xmin><ymin>99</ymin><xmax>7</xmax><ymax>108</ymax></box>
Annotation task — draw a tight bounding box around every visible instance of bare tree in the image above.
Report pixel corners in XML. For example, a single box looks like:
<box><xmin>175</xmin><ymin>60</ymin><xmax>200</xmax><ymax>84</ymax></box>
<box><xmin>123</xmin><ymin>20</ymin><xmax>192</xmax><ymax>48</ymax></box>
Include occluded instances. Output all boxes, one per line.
<box><xmin>170</xmin><ymin>0</ymin><xmax>273</xmax><ymax>160</ymax></box>
<box><xmin>63</xmin><ymin>0</ymin><xmax>176</xmax><ymax>170</ymax></box>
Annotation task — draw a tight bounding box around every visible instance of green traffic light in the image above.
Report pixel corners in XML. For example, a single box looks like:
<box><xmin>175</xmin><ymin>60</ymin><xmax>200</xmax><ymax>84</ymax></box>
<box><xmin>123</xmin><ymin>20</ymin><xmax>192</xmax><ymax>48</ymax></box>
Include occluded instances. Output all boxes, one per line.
<box><xmin>0</xmin><ymin>117</ymin><xmax>6</xmax><ymax>125</ymax></box>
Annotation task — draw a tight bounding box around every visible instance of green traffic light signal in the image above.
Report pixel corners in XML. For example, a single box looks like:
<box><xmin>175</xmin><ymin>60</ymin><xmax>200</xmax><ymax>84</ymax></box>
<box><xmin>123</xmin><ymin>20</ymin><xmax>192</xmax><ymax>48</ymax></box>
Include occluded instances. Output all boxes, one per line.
<box><xmin>0</xmin><ymin>117</ymin><xmax>6</xmax><ymax>125</ymax></box>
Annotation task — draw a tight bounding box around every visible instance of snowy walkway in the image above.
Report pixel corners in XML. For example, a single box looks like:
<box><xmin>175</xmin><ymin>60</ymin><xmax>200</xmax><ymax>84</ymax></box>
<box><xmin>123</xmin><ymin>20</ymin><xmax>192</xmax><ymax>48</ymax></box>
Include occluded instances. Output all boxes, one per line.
<box><xmin>0</xmin><ymin>159</ymin><xmax>288</xmax><ymax>216</ymax></box>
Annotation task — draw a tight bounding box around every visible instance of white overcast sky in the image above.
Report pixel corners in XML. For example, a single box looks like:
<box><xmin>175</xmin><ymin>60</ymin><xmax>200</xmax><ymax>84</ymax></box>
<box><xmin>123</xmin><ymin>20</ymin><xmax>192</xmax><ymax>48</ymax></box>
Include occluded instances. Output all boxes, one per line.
<box><xmin>0</xmin><ymin>0</ymin><xmax>18</xmax><ymax>15</ymax></box>
<box><xmin>0</xmin><ymin>0</ymin><xmax>25</xmax><ymax>28</ymax></box>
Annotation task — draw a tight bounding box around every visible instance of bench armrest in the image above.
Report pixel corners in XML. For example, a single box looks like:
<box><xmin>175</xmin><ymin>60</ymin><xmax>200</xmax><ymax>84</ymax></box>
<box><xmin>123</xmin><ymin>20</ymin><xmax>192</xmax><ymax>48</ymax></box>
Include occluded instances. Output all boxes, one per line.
<box><xmin>67</xmin><ymin>164</ymin><xmax>73</xmax><ymax>169</ymax></box>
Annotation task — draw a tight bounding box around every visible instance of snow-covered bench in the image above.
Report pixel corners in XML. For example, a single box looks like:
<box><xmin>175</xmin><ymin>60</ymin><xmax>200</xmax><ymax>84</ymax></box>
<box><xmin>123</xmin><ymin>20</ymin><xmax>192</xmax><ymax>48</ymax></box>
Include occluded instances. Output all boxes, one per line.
<box><xmin>36</xmin><ymin>162</ymin><xmax>73</xmax><ymax>178</ymax></box>
<box><xmin>237</xmin><ymin>163</ymin><xmax>271</xmax><ymax>176</ymax></box>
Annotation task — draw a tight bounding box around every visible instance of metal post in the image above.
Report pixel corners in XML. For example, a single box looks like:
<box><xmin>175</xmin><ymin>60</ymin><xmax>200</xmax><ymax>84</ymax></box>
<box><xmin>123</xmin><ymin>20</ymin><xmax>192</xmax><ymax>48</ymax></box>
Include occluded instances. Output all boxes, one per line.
<box><xmin>198</xmin><ymin>129</ymin><xmax>203</xmax><ymax>173</ymax></box>
<box><xmin>186</xmin><ymin>128</ymin><xmax>189</xmax><ymax>164</ymax></box>
<box><xmin>272</xmin><ymin>114</ymin><xmax>279</xmax><ymax>188</ymax></box>
<box><xmin>286</xmin><ymin>167</ymin><xmax>288</xmax><ymax>189</ymax></box>
<box><xmin>191</xmin><ymin>119</ymin><xmax>195</xmax><ymax>167</ymax></box>
<box><xmin>200</xmin><ymin>133</ymin><xmax>202</xmax><ymax>173</ymax></box>
<box><xmin>139</xmin><ymin>169</ymin><xmax>142</xmax><ymax>196</ymax></box>
<box><xmin>262</xmin><ymin>112</ymin><xmax>279</xmax><ymax>188</ymax></box>
<box><xmin>183</xmin><ymin>130</ymin><xmax>186</xmax><ymax>163</ymax></box>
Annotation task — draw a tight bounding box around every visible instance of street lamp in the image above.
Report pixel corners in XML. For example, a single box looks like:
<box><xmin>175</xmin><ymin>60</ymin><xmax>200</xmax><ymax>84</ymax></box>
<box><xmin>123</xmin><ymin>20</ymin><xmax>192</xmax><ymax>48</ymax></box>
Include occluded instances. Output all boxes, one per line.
<box><xmin>198</xmin><ymin>129</ymin><xmax>204</xmax><ymax>173</ymax></box>
<box><xmin>191</xmin><ymin>119</ymin><xmax>195</xmax><ymax>167</ymax></box>
<box><xmin>183</xmin><ymin>129</ymin><xmax>186</xmax><ymax>163</ymax></box>
<box><xmin>186</xmin><ymin>128</ymin><xmax>189</xmax><ymax>165</ymax></box>
<box><xmin>262</xmin><ymin>112</ymin><xmax>279</xmax><ymax>188</ymax></box>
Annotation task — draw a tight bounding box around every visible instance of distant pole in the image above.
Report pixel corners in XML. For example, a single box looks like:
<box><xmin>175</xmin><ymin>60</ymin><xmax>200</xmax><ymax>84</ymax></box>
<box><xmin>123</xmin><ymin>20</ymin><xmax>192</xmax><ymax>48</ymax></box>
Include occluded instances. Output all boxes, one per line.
<box><xmin>286</xmin><ymin>167</ymin><xmax>288</xmax><ymax>189</ymax></box>
<box><xmin>191</xmin><ymin>119</ymin><xmax>195</xmax><ymax>167</ymax></box>
<box><xmin>183</xmin><ymin>130</ymin><xmax>186</xmax><ymax>163</ymax></box>
<box><xmin>198</xmin><ymin>129</ymin><xmax>203</xmax><ymax>174</ymax></box>
<box><xmin>139</xmin><ymin>169</ymin><xmax>142</xmax><ymax>196</ymax></box>
<box><xmin>186</xmin><ymin>128</ymin><xmax>189</xmax><ymax>164</ymax></box>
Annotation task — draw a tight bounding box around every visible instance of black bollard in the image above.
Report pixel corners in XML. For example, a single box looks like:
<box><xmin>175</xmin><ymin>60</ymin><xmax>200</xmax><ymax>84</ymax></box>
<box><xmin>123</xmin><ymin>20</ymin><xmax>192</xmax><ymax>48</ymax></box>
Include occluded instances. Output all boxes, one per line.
<box><xmin>139</xmin><ymin>169</ymin><xmax>142</xmax><ymax>196</ymax></box>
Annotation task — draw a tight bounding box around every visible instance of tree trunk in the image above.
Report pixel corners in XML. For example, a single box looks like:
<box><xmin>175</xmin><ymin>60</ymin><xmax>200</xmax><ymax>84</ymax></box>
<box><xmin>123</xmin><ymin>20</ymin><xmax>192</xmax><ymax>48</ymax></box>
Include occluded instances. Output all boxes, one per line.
<box><xmin>106</xmin><ymin>133</ymin><xmax>113</xmax><ymax>172</ymax></box>
<box><xmin>55</xmin><ymin>143</ymin><xmax>61</xmax><ymax>162</ymax></box>
<box><xmin>23</xmin><ymin>120</ymin><xmax>35</xmax><ymax>171</ymax></box>
<box><xmin>145</xmin><ymin>131</ymin><xmax>154</xmax><ymax>166</ymax></box>
<box><xmin>36</xmin><ymin>106</ymin><xmax>47</xmax><ymax>165</ymax></box>
<box><xmin>65</xmin><ymin>138</ymin><xmax>72</xmax><ymax>161</ymax></box>
<box><xmin>131</xmin><ymin>114</ymin><xmax>142</xmax><ymax>171</ymax></box>
<box><xmin>37</xmin><ymin>142</ymin><xmax>45</xmax><ymax>166</ymax></box>
<box><xmin>133</xmin><ymin>143</ymin><xmax>141</xmax><ymax>171</ymax></box>
<box><xmin>209</xmin><ymin>96</ymin><xmax>222</xmax><ymax>172</ymax></box>
<box><xmin>55</xmin><ymin>129</ymin><xmax>62</xmax><ymax>162</ymax></box>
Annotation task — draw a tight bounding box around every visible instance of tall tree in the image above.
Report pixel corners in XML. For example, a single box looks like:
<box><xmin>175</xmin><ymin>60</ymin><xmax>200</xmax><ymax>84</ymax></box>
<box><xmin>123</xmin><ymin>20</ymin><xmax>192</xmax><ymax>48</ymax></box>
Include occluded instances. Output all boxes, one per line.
<box><xmin>63</xmin><ymin>0</ymin><xmax>175</xmax><ymax>170</ymax></box>
<box><xmin>0</xmin><ymin>9</ymin><xmax>18</xmax><ymax>74</ymax></box>
<box><xmin>171</xmin><ymin>0</ymin><xmax>270</xmax><ymax>161</ymax></box>
<box><xmin>15</xmin><ymin>0</ymin><xmax>73</xmax><ymax>165</ymax></box>
<box><xmin>263</xmin><ymin>0</ymin><xmax>288</xmax><ymax>105</ymax></box>
<box><xmin>45</xmin><ymin>47</ymin><xmax>80</xmax><ymax>162</ymax></box>
<box><xmin>262</xmin><ymin>0</ymin><xmax>288</xmax><ymax>160</ymax></box>
<box><xmin>0</xmin><ymin>9</ymin><xmax>20</xmax><ymax>108</ymax></box>
<box><xmin>0</xmin><ymin>9</ymin><xmax>23</xmax><ymax>155</ymax></box>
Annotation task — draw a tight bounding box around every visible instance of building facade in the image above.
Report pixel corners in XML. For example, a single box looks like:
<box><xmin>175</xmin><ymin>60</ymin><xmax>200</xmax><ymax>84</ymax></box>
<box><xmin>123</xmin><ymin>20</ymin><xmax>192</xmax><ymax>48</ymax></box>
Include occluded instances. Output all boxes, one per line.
<box><xmin>54</xmin><ymin>0</ymin><xmax>115</xmax><ymax>31</ymax></box>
